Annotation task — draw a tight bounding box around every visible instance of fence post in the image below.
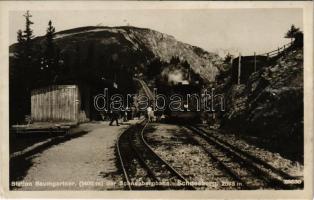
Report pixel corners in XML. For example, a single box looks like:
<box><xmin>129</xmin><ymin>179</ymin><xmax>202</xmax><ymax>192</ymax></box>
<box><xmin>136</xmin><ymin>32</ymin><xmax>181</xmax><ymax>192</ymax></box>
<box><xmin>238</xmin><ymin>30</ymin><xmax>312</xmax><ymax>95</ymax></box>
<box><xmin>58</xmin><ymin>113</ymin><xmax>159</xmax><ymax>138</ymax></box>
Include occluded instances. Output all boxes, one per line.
<box><xmin>237</xmin><ymin>53</ymin><xmax>241</xmax><ymax>85</ymax></box>
<box><xmin>277</xmin><ymin>47</ymin><xmax>280</xmax><ymax>55</ymax></box>
<box><xmin>254</xmin><ymin>52</ymin><xmax>257</xmax><ymax>72</ymax></box>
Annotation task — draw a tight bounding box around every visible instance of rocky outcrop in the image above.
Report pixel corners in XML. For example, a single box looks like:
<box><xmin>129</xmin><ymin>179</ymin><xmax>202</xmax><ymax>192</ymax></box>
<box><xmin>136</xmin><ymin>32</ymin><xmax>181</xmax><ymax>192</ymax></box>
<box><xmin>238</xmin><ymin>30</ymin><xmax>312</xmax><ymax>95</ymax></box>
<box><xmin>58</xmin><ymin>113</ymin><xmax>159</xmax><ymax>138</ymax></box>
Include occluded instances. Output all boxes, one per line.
<box><xmin>220</xmin><ymin>46</ymin><xmax>303</xmax><ymax>162</ymax></box>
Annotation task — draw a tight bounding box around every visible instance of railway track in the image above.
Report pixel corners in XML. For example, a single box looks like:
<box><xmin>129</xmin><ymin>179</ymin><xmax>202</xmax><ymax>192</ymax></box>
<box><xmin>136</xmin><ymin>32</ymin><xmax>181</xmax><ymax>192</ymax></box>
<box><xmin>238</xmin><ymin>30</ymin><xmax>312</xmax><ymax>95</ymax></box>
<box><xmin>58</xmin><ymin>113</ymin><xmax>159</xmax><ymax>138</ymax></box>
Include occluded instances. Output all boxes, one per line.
<box><xmin>187</xmin><ymin>125</ymin><xmax>303</xmax><ymax>190</ymax></box>
<box><xmin>117</xmin><ymin>120</ymin><xmax>195</xmax><ymax>190</ymax></box>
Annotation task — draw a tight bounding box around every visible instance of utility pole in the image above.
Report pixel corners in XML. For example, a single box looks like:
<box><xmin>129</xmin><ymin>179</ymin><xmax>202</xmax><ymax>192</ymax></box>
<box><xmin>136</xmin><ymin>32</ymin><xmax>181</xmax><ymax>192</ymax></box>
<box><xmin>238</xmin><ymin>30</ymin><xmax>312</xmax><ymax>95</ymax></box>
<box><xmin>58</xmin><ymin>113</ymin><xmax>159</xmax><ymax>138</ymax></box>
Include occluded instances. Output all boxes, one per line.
<box><xmin>254</xmin><ymin>52</ymin><xmax>257</xmax><ymax>72</ymax></box>
<box><xmin>237</xmin><ymin>53</ymin><xmax>241</xmax><ymax>85</ymax></box>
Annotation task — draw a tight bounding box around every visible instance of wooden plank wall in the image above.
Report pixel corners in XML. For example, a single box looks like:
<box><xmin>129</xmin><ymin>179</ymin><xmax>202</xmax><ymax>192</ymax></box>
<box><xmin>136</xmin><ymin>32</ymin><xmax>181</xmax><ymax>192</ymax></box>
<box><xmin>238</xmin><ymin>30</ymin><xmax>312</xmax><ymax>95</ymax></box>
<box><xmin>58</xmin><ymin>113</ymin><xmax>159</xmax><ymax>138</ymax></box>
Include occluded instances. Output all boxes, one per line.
<box><xmin>31</xmin><ymin>85</ymin><xmax>79</xmax><ymax>122</ymax></box>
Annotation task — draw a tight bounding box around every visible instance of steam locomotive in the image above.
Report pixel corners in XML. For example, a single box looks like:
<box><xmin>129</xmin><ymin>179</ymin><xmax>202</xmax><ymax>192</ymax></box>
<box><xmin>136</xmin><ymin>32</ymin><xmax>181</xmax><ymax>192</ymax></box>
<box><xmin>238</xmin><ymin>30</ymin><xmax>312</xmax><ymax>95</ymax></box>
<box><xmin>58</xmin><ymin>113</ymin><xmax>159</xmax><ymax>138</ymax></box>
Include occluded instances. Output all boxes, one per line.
<box><xmin>162</xmin><ymin>82</ymin><xmax>202</xmax><ymax>123</ymax></box>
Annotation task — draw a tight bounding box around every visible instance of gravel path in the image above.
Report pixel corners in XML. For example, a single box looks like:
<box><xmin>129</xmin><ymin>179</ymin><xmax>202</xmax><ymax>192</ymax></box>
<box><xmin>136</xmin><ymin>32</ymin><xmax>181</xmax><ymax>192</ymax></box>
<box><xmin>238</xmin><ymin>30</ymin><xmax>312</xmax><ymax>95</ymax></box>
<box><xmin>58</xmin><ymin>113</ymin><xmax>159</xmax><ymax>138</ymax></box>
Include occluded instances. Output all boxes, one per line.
<box><xmin>13</xmin><ymin>120</ymin><xmax>139</xmax><ymax>191</ymax></box>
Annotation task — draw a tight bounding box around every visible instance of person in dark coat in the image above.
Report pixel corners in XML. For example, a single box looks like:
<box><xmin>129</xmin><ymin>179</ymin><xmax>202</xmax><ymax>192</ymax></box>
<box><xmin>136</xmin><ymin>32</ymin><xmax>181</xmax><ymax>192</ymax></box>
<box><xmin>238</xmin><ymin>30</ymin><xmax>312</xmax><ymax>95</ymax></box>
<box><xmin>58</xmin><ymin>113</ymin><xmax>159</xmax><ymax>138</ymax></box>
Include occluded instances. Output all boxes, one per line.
<box><xmin>109</xmin><ymin>109</ymin><xmax>120</xmax><ymax>126</ymax></box>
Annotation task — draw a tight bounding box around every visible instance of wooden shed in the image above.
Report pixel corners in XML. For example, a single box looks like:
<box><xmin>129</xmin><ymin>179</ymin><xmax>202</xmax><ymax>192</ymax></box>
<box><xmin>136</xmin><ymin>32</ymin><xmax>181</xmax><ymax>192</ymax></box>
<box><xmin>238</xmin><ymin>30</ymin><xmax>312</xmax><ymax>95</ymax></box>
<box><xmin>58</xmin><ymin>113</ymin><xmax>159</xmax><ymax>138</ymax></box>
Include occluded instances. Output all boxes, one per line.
<box><xmin>31</xmin><ymin>85</ymin><xmax>91</xmax><ymax>123</ymax></box>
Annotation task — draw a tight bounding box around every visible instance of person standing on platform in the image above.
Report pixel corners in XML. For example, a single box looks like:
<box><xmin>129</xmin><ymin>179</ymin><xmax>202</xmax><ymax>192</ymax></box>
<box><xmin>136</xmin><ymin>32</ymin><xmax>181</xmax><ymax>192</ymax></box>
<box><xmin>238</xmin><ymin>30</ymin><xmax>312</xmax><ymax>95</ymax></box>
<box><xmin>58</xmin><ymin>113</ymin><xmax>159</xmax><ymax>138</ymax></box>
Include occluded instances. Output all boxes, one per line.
<box><xmin>109</xmin><ymin>109</ymin><xmax>120</xmax><ymax>126</ymax></box>
<box><xmin>147</xmin><ymin>105</ymin><xmax>154</xmax><ymax>122</ymax></box>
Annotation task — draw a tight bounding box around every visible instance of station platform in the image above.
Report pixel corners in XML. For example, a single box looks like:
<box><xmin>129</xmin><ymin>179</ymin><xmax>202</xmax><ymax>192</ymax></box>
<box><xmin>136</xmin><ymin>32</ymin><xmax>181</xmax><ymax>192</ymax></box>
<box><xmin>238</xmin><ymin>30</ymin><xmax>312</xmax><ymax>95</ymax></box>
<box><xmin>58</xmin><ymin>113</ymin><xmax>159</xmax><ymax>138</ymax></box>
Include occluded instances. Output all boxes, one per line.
<box><xmin>11</xmin><ymin>119</ymin><xmax>140</xmax><ymax>190</ymax></box>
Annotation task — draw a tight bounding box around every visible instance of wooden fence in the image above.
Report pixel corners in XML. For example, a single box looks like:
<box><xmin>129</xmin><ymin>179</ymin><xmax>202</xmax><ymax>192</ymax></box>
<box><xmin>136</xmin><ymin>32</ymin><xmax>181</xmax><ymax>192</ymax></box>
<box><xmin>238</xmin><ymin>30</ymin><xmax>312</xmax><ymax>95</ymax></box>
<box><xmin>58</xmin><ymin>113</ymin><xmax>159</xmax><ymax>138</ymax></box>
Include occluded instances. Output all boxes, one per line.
<box><xmin>234</xmin><ymin>41</ymin><xmax>293</xmax><ymax>84</ymax></box>
<box><xmin>260</xmin><ymin>41</ymin><xmax>293</xmax><ymax>58</ymax></box>
<box><xmin>31</xmin><ymin>85</ymin><xmax>80</xmax><ymax>122</ymax></box>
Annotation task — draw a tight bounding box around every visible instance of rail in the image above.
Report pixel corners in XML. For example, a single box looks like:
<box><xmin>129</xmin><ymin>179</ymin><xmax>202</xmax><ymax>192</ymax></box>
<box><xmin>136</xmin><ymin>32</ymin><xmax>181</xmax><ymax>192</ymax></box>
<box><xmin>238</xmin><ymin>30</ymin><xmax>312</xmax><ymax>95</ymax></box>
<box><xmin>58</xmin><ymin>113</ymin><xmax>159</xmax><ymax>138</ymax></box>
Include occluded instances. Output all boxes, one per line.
<box><xmin>188</xmin><ymin>126</ymin><xmax>303</xmax><ymax>190</ymax></box>
<box><xmin>117</xmin><ymin>120</ymin><xmax>195</xmax><ymax>190</ymax></box>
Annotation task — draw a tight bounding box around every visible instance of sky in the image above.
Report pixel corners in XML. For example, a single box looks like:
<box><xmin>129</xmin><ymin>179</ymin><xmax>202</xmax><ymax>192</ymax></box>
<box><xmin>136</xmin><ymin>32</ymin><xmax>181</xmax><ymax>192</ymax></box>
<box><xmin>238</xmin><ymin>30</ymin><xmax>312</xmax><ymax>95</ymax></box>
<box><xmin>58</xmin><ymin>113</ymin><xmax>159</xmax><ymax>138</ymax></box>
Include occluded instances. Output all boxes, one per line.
<box><xmin>9</xmin><ymin>9</ymin><xmax>302</xmax><ymax>56</ymax></box>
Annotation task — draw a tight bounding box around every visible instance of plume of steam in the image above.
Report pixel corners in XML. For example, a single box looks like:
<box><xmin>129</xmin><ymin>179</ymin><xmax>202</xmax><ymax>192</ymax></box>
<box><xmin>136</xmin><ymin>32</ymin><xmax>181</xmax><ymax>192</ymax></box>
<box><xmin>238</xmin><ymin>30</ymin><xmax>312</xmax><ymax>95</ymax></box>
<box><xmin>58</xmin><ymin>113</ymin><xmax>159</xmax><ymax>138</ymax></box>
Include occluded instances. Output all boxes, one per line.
<box><xmin>161</xmin><ymin>67</ymin><xmax>189</xmax><ymax>85</ymax></box>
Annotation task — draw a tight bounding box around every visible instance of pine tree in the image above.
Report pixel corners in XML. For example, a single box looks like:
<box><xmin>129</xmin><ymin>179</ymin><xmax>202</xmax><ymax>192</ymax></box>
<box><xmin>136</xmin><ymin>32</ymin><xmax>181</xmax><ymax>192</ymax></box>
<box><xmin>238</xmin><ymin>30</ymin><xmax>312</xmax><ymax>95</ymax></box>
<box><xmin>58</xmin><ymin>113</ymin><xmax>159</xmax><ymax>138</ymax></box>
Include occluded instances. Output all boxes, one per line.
<box><xmin>17</xmin><ymin>30</ymin><xmax>25</xmax><ymax>46</ymax></box>
<box><xmin>15</xmin><ymin>30</ymin><xmax>25</xmax><ymax>63</ymax></box>
<box><xmin>42</xmin><ymin>20</ymin><xmax>58</xmax><ymax>84</ymax></box>
<box><xmin>170</xmin><ymin>56</ymin><xmax>180</xmax><ymax>65</ymax></box>
<box><xmin>285</xmin><ymin>24</ymin><xmax>301</xmax><ymax>42</ymax></box>
<box><xmin>23</xmin><ymin>11</ymin><xmax>34</xmax><ymax>41</ymax></box>
<box><xmin>20</xmin><ymin>10</ymin><xmax>37</xmax><ymax>90</ymax></box>
<box><xmin>23</xmin><ymin>11</ymin><xmax>34</xmax><ymax>68</ymax></box>
<box><xmin>12</xmin><ymin>11</ymin><xmax>36</xmax><ymax>121</ymax></box>
<box><xmin>147</xmin><ymin>58</ymin><xmax>163</xmax><ymax>79</ymax></box>
<box><xmin>224</xmin><ymin>53</ymin><xmax>233</xmax><ymax>64</ymax></box>
<box><xmin>182</xmin><ymin>60</ymin><xmax>190</xmax><ymax>69</ymax></box>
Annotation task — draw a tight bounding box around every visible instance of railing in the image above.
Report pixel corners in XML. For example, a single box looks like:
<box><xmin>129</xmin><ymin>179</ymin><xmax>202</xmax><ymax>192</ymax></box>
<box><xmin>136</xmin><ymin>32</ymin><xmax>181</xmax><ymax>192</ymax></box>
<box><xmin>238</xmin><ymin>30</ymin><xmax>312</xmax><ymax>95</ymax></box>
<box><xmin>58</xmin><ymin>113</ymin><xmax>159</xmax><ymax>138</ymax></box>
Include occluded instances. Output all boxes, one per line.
<box><xmin>233</xmin><ymin>41</ymin><xmax>293</xmax><ymax>85</ymax></box>
<box><xmin>259</xmin><ymin>41</ymin><xmax>293</xmax><ymax>58</ymax></box>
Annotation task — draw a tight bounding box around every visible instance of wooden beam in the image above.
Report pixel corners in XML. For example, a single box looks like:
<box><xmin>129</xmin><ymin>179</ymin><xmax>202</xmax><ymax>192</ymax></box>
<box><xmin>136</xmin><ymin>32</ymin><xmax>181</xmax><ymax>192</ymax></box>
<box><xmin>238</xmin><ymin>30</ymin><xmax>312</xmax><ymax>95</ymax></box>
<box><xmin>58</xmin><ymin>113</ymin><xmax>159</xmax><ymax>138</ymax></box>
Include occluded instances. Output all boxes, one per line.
<box><xmin>254</xmin><ymin>52</ymin><xmax>257</xmax><ymax>72</ymax></box>
<box><xmin>237</xmin><ymin>53</ymin><xmax>241</xmax><ymax>85</ymax></box>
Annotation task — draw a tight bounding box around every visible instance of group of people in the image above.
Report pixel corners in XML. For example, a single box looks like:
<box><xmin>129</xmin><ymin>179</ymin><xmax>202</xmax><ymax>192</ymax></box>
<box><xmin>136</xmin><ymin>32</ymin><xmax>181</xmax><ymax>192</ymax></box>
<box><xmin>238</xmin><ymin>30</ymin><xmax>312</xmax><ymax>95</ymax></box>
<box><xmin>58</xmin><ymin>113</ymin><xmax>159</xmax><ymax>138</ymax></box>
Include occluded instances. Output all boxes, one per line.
<box><xmin>103</xmin><ymin>105</ymin><xmax>162</xmax><ymax>126</ymax></box>
<box><xmin>107</xmin><ymin>108</ymin><xmax>133</xmax><ymax>126</ymax></box>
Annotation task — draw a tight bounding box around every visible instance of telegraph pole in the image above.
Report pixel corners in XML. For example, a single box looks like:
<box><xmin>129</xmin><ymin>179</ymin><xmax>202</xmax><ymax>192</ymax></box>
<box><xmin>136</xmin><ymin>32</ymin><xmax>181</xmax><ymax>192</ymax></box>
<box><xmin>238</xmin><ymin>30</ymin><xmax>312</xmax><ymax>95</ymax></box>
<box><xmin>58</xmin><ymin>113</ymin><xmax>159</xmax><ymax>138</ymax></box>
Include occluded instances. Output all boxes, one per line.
<box><xmin>254</xmin><ymin>52</ymin><xmax>257</xmax><ymax>72</ymax></box>
<box><xmin>237</xmin><ymin>53</ymin><xmax>241</xmax><ymax>85</ymax></box>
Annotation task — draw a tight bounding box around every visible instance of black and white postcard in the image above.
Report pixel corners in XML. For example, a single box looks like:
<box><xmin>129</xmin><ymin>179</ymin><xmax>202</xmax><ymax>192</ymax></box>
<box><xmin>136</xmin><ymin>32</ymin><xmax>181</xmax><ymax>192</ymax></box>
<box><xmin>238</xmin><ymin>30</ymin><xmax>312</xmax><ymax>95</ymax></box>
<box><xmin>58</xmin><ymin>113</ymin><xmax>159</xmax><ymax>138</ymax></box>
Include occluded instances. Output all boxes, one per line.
<box><xmin>0</xmin><ymin>1</ymin><xmax>313</xmax><ymax>199</ymax></box>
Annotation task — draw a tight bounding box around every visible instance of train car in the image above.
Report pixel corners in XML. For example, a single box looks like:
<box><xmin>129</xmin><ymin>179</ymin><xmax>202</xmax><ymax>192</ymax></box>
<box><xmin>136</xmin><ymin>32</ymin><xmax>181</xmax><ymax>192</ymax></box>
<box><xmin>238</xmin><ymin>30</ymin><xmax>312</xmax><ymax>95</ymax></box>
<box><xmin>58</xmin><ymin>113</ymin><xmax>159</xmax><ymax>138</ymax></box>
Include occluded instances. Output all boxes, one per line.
<box><xmin>163</xmin><ymin>83</ymin><xmax>202</xmax><ymax>123</ymax></box>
